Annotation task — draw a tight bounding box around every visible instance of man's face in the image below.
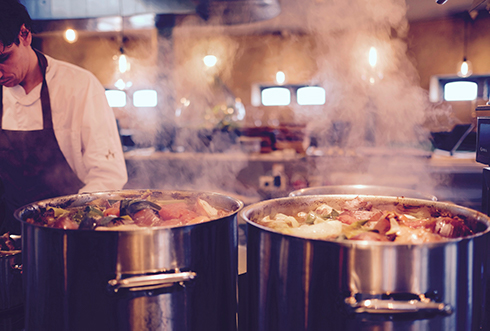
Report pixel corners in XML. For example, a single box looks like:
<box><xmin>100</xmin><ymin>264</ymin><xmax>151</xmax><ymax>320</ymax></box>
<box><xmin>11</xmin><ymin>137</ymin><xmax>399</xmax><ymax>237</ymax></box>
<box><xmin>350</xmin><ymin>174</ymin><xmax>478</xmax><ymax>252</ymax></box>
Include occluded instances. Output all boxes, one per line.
<box><xmin>0</xmin><ymin>29</ymin><xmax>31</xmax><ymax>88</ymax></box>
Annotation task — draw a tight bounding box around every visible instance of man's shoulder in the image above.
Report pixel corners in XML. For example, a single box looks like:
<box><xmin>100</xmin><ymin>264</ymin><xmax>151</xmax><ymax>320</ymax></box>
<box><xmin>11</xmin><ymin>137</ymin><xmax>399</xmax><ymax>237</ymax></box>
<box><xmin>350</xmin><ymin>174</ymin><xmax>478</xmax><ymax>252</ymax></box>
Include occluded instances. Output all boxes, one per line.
<box><xmin>45</xmin><ymin>55</ymin><xmax>99</xmax><ymax>84</ymax></box>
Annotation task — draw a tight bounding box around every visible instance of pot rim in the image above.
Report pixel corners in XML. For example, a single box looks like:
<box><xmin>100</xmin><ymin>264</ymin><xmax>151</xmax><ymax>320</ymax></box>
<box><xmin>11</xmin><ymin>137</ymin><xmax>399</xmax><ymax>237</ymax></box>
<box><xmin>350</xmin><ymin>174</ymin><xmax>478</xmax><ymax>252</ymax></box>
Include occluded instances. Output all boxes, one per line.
<box><xmin>15</xmin><ymin>189</ymin><xmax>244</xmax><ymax>232</ymax></box>
<box><xmin>289</xmin><ymin>184</ymin><xmax>438</xmax><ymax>201</ymax></box>
<box><xmin>240</xmin><ymin>194</ymin><xmax>490</xmax><ymax>247</ymax></box>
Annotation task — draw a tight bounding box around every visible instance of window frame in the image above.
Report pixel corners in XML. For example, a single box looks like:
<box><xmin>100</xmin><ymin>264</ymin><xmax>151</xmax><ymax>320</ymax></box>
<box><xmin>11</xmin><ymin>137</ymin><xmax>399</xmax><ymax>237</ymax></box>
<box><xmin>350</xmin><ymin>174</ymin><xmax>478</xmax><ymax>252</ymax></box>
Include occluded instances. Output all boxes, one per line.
<box><xmin>430</xmin><ymin>74</ymin><xmax>490</xmax><ymax>102</ymax></box>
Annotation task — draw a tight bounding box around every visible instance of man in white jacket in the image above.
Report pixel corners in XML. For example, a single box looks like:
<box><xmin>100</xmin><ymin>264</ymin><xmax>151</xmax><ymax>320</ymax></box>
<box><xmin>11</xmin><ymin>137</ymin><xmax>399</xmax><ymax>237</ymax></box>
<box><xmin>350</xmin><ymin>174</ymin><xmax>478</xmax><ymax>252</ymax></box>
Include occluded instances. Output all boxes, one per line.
<box><xmin>0</xmin><ymin>0</ymin><xmax>128</xmax><ymax>233</ymax></box>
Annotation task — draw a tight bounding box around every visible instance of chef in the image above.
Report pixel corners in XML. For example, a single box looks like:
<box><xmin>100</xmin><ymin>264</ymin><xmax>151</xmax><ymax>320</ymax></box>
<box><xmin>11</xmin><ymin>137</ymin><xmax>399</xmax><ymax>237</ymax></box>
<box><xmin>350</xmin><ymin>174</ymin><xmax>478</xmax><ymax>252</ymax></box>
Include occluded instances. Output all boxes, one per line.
<box><xmin>0</xmin><ymin>0</ymin><xmax>128</xmax><ymax>234</ymax></box>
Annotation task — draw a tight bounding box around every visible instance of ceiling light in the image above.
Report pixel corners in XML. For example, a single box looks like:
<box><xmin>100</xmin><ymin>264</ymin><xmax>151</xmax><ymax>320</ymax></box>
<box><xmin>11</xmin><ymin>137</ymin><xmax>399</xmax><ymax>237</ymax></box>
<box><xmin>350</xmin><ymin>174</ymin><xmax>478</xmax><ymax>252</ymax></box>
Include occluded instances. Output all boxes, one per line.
<box><xmin>203</xmin><ymin>55</ymin><xmax>218</xmax><ymax>67</ymax></box>
<box><xmin>369</xmin><ymin>47</ymin><xmax>377</xmax><ymax>68</ymax></box>
<box><xmin>457</xmin><ymin>17</ymin><xmax>472</xmax><ymax>78</ymax></box>
<box><xmin>63</xmin><ymin>28</ymin><xmax>78</xmax><ymax>43</ymax></box>
<box><xmin>276</xmin><ymin>71</ymin><xmax>285</xmax><ymax>84</ymax></box>
<box><xmin>457</xmin><ymin>57</ymin><xmax>473</xmax><ymax>78</ymax></box>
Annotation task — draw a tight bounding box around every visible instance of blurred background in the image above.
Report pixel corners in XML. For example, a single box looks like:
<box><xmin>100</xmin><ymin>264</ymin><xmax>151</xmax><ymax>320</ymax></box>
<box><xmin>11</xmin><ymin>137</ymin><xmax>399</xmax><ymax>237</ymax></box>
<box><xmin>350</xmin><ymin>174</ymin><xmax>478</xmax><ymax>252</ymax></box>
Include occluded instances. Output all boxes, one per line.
<box><xmin>22</xmin><ymin>0</ymin><xmax>490</xmax><ymax>210</ymax></box>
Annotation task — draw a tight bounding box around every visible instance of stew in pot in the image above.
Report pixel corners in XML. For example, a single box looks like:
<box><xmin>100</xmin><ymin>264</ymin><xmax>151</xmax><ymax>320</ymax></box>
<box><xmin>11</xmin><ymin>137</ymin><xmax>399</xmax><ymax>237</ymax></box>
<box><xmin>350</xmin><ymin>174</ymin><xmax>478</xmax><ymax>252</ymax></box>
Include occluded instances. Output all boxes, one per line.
<box><xmin>23</xmin><ymin>191</ymin><xmax>228</xmax><ymax>230</ymax></box>
<box><xmin>257</xmin><ymin>197</ymin><xmax>479</xmax><ymax>243</ymax></box>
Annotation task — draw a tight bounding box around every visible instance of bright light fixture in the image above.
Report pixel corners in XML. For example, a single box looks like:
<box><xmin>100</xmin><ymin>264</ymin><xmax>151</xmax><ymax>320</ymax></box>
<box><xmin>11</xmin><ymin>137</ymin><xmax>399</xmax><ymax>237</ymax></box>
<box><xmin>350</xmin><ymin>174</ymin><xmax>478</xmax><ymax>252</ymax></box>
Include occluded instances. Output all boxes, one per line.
<box><xmin>369</xmin><ymin>47</ymin><xmax>377</xmax><ymax>68</ymax></box>
<box><xmin>457</xmin><ymin>58</ymin><xmax>473</xmax><ymax>78</ymax></box>
<box><xmin>275</xmin><ymin>71</ymin><xmax>286</xmax><ymax>84</ymax></box>
<box><xmin>133</xmin><ymin>90</ymin><xmax>158</xmax><ymax>107</ymax></box>
<box><xmin>261</xmin><ymin>87</ymin><xmax>290</xmax><ymax>106</ymax></box>
<box><xmin>115</xmin><ymin>79</ymin><xmax>126</xmax><ymax>90</ymax></box>
<box><xmin>203</xmin><ymin>55</ymin><xmax>218</xmax><ymax>67</ymax></box>
<box><xmin>64</xmin><ymin>28</ymin><xmax>78</xmax><ymax>43</ymax></box>
<box><xmin>119</xmin><ymin>54</ymin><xmax>130</xmax><ymax>73</ymax></box>
<box><xmin>444</xmin><ymin>81</ymin><xmax>477</xmax><ymax>101</ymax></box>
<box><xmin>297</xmin><ymin>86</ymin><xmax>326</xmax><ymax>105</ymax></box>
<box><xmin>105</xmin><ymin>90</ymin><xmax>126</xmax><ymax>107</ymax></box>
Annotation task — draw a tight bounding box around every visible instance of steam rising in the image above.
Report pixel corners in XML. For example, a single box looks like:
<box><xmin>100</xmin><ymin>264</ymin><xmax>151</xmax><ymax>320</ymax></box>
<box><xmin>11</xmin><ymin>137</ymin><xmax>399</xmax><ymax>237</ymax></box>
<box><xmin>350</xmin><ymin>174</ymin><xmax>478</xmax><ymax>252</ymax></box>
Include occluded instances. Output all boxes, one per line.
<box><xmin>124</xmin><ymin>0</ymin><xmax>458</xmax><ymax>202</ymax></box>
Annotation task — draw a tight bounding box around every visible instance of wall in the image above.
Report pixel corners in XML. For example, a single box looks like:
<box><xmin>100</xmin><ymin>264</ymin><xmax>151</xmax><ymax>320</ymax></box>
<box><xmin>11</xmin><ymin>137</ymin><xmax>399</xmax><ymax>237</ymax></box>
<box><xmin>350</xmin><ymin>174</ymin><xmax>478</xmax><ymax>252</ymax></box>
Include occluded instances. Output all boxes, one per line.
<box><xmin>407</xmin><ymin>11</ymin><xmax>490</xmax><ymax>125</ymax></box>
<box><xmin>36</xmin><ymin>10</ymin><xmax>490</xmax><ymax>131</ymax></box>
<box><xmin>171</xmin><ymin>31</ymin><xmax>319</xmax><ymax>128</ymax></box>
<box><xmin>408</xmin><ymin>12</ymin><xmax>490</xmax><ymax>90</ymax></box>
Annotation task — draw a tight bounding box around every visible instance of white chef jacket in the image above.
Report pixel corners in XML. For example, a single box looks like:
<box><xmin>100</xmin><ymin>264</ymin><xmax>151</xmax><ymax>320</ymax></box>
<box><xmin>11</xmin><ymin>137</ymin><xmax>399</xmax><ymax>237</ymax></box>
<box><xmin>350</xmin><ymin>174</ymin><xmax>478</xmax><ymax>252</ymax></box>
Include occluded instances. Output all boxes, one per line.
<box><xmin>1</xmin><ymin>54</ymin><xmax>128</xmax><ymax>193</ymax></box>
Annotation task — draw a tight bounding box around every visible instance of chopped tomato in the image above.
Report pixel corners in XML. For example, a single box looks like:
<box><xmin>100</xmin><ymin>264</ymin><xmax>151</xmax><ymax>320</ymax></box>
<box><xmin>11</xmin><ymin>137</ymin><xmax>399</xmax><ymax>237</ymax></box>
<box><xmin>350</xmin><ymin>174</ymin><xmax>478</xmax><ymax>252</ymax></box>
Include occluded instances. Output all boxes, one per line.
<box><xmin>103</xmin><ymin>201</ymin><xmax>121</xmax><ymax>217</ymax></box>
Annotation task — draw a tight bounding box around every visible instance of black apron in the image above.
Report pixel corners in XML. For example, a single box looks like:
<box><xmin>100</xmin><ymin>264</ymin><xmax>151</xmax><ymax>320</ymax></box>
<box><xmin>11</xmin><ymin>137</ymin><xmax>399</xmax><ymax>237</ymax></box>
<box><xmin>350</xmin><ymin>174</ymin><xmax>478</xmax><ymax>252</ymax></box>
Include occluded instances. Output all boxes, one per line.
<box><xmin>0</xmin><ymin>50</ymin><xmax>84</xmax><ymax>234</ymax></box>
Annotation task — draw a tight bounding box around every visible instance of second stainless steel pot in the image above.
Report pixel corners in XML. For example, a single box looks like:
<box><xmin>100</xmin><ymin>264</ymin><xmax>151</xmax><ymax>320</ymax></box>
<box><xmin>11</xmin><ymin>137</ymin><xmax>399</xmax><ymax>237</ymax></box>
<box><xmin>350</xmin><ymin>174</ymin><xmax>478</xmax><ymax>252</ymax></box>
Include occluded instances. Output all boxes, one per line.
<box><xmin>240</xmin><ymin>195</ymin><xmax>490</xmax><ymax>331</ymax></box>
<box><xmin>15</xmin><ymin>190</ymin><xmax>243</xmax><ymax>331</ymax></box>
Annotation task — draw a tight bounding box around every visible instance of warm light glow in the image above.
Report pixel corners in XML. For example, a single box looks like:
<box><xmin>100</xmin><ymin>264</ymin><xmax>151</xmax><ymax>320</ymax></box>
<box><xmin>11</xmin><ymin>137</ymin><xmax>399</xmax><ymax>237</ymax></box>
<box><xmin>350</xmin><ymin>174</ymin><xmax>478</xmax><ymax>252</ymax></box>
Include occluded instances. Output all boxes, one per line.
<box><xmin>115</xmin><ymin>79</ymin><xmax>126</xmax><ymax>90</ymax></box>
<box><xmin>118</xmin><ymin>54</ymin><xmax>129</xmax><ymax>73</ymax></box>
<box><xmin>444</xmin><ymin>81</ymin><xmax>477</xmax><ymax>101</ymax></box>
<box><xmin>105</xmin><ymin>90</ymin><xmax>126</xmax><ymax>107</ymax></box>
<box><xmin>133</xmin><ymin>90</ymin><xmax>158</xmax><ymax>107</ymax></box>
<box><xmin>275</xmin><ymin>71</ymin><xmax>286</xmax><ymax>84</ymax></box>
<box><xmin>203</xmin><ymin>55</ymin><xmax>218</xmax><ymax>67</ymax></box>
<box><xmin>297</xmin><ymin>86</ymin><xmax>326</xmax><ymax>105</ymax></box>
<box><xmin>261</xmin><ymin>87</ymin><xmax>290</xmax><ymax>106</ymax></box>
<box><xmin>64</xmin><ymin>29</ymin><xmax>78</xmax><ymax>43</ymax></box>
<box><xmin>461</xmin><ymin>62</ymin><xmax>468</xmax><ymax>75</ymax></box>
<box><xmin>369</xmin><ymin>47</ymin><xmax>377</xmax><ymax>68</ymax></box>
<box><xmin>458</xmin><ymin>59</ymin><xmax>473</xmax><ymax>78</ymax></box>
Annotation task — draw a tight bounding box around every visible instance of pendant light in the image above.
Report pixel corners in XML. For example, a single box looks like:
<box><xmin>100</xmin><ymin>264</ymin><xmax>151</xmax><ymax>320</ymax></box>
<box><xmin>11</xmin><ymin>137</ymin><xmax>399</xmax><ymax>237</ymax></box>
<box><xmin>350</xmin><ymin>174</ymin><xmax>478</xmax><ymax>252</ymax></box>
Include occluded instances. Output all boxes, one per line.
<box><xmin>457</xmin><ymin>17</ymin><xmax>473</xmax><ymax>78</ymax></box>
<box><xmin>114</xmin><ymin>0</ymin><xmax>131</xmax><ymax>89</ymax></box>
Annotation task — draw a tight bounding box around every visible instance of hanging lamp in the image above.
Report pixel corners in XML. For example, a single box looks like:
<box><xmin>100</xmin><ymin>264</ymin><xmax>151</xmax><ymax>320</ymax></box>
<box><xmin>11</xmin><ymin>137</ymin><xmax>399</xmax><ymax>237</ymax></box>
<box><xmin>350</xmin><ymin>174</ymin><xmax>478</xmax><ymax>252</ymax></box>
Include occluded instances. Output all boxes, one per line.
<box><xmin>457</xmin><ymin>17</ymin><xmax>473</xmax><ymax>78</ymax></box>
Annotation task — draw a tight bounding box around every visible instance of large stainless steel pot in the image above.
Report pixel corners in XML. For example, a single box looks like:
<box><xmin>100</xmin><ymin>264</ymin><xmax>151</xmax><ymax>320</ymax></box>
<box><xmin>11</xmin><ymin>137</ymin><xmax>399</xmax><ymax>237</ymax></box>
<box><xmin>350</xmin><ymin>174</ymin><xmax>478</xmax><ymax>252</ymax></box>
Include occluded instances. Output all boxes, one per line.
<box><xmin>14</xmin><ymin>190</ymin><xmax>243</xmax><ymax>331</ymax></box>
<box><xmin>239</xmin><ymin>195</ymin><xmax>490</xmax><ymax>331</ymax></box>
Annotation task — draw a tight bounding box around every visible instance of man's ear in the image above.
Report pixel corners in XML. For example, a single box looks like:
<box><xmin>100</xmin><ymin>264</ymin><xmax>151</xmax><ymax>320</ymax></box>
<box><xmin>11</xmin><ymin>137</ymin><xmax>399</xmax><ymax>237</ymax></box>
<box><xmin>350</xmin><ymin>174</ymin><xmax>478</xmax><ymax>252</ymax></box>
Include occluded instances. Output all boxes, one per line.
<box><xmin>19</xmin><ymin>24</ymin><xmax>31</xmax><ymax>45</ymax></box>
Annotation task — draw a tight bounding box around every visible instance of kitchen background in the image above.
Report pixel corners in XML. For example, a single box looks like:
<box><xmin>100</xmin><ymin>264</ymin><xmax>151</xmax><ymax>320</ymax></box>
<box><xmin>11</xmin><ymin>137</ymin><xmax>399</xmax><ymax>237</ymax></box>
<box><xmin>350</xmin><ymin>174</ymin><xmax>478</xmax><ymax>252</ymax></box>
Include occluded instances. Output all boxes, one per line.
<box><xmin>23</xmin><ymin>0</ymin><xmax>490</xmax><ymax>210</ymax></box>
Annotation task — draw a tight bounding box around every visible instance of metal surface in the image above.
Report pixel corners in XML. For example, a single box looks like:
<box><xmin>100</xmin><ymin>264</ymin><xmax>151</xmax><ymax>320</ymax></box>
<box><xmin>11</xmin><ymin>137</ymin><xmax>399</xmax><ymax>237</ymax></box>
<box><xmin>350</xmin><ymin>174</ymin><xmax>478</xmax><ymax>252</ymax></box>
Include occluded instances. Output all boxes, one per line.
<box><xmin>23</xmin><ymin>0</ymin><xmax>281</xmax><ymax>32</ymax></box>
<box><xmin>0</xmin><ymin>235</ymin><xmax>22</xmax><ymax>312</ymax></box>
<box><xmin>108</xmin><ymin>271</ymin><xmax>197</xmax><ymax>292</ymax></box>
<box><xmin>15</xmin><ymin>189</ymin><xmax>243</xmax><ymax>331</ymax></box>
<box><xmin>289</xmin><ymin>185</ymin><xmax>438</xmax><ymax>201</ymax></box>
<box><xmin>240</xmin><ymin>195</ymin><xmax>490</xmax><ymax>331</ymax></box>
<box><xmin>344</xmin><ymin>296</ymin><xmax>453</xmax><ymax>315</ymax></box>
<box><xmin>23</xmin><ymin>0</ymin><xmax>197</xmax><ymax>19</ymax></box>
<box><xmin>196</xmin><ymin>0</ymin><xmax>281</xmax><ymax>25</ymax></box>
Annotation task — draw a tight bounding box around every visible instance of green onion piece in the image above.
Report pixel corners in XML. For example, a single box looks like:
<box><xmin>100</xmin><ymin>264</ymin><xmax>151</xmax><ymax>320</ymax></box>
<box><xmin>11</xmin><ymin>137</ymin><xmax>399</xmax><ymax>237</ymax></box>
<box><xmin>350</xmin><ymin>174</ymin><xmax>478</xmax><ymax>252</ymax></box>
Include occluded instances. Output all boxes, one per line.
<box><xmin>329</xmin><ymin>209</ymin><xmax>340</xmax><ymax>219</ymax></box>
<box><xmin>47</xmin><ymin>207</ymin><xmax>69</xmax><ymax>218</ymax></box>
<box><xmin>306</xmin><ymin>212</ymin><xmax>316</xmax><ymax>224</ymax></box>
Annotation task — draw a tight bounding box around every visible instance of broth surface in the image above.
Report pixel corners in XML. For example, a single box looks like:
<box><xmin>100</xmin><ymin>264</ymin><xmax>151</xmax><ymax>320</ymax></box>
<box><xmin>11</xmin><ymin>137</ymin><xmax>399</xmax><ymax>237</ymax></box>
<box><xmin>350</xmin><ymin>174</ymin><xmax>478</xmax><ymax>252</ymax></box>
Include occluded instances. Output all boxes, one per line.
<box><xmin>256</xmin><ymin>197</ymin><xmax>479</xmax><ymax>243</ymax></box>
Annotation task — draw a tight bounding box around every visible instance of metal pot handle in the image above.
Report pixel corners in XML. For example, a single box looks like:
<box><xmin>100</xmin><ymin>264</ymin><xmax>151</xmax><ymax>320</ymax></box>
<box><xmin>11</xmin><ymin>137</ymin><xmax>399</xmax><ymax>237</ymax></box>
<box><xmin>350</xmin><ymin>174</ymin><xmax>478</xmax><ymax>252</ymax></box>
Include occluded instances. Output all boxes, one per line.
<box><xmin>345</xmin><ymin>296</ymin><xmax>453</xmax><ymax>315</ymax></box>
<box><xmin>108</xmin><ymin>271</ymin><xmax>197</xmax><ymax>293</ymax></box>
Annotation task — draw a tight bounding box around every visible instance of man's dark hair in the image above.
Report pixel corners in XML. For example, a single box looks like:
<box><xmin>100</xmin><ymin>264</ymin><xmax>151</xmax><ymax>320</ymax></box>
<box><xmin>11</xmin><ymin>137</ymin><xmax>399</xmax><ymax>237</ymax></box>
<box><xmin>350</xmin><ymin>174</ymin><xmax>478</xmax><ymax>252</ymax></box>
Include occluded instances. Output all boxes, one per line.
<box><xmin>0</xmin><ymin>0</ymin><xmax>33</xmax><ymax>48</ymax></box>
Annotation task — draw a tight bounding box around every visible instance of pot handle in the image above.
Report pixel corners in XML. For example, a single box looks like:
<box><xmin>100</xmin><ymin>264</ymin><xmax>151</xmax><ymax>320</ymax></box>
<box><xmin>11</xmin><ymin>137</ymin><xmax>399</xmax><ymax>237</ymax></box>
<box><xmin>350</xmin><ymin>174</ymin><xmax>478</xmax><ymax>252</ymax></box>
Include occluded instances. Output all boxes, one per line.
<box><xmin>345</xmin><ymin>296</ymin><xmax>453</xmax><ymax>315</ymax></box>
<box><xmin>108</xmin><ymin>271</ymin><xmax>197</xmax><ymax>293</ymax></box>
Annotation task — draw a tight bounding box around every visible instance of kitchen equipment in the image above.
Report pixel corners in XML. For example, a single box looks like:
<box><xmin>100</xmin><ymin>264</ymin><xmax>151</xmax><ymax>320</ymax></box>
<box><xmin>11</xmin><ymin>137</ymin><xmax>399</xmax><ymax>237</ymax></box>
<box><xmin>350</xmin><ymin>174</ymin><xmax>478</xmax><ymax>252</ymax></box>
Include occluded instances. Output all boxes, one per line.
<box><xmin>0</xmin><ymin>235</ymin><xmax>22</xmax><ymax>312</ymax></box>
<box><xmin>289</xmin><ymin>184</ymin><xmax>438</xmax><ymax>201</ymax></box>
<box><xmin>0</xmin><ymin>240</ymin><xmax>23</xmax><ymax>331</ymax></box>
<box><xmin>240</xmin><ymin>195</ymin><xmax>490</xmax><ymax>331</ymax></box>
<box><xmin>15</xmin><ymin>190</ymin><xmax>243</xmax><ymax>331</ymax></box>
